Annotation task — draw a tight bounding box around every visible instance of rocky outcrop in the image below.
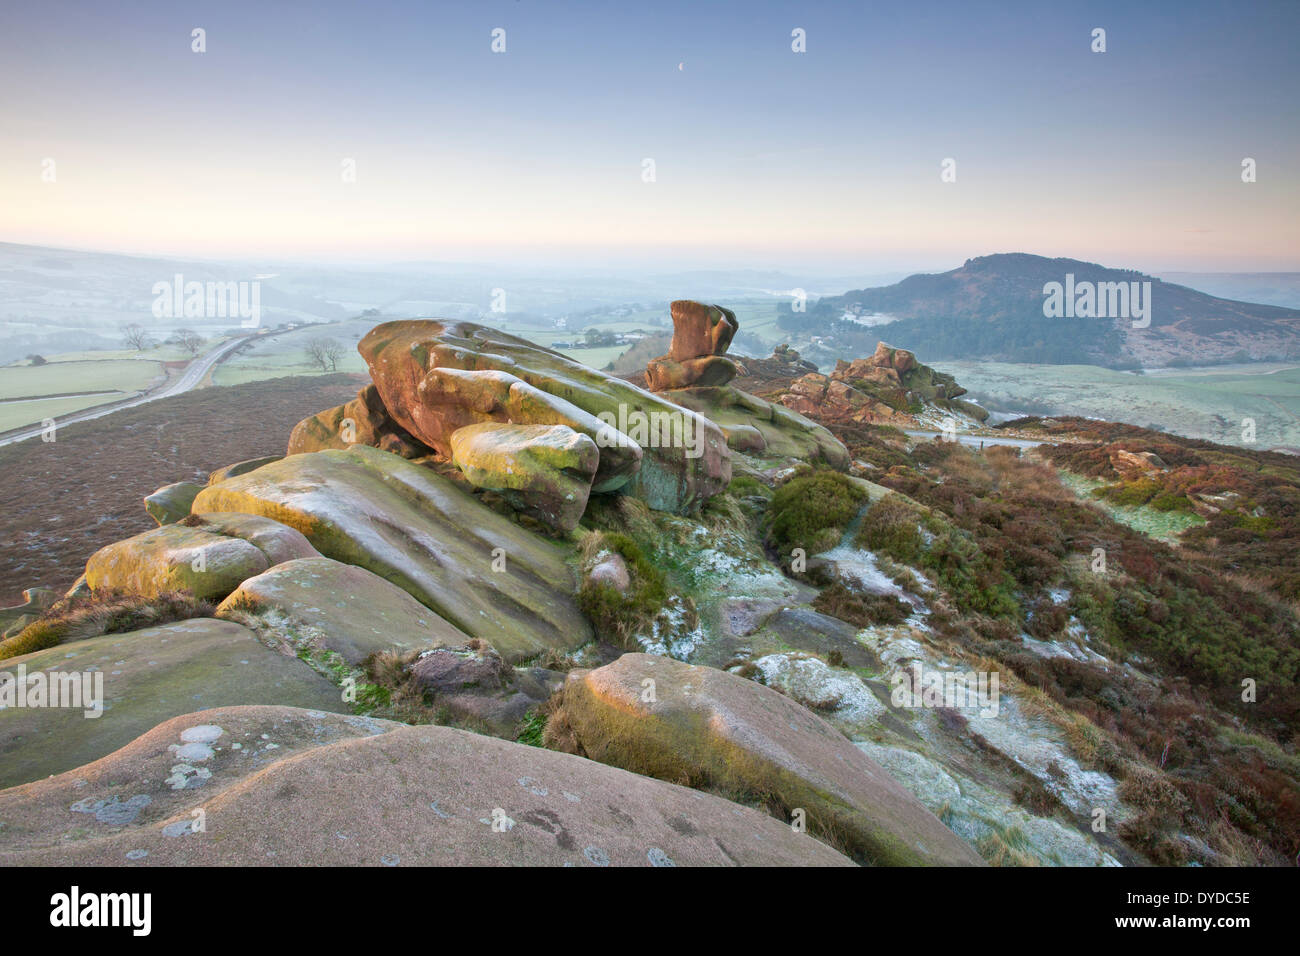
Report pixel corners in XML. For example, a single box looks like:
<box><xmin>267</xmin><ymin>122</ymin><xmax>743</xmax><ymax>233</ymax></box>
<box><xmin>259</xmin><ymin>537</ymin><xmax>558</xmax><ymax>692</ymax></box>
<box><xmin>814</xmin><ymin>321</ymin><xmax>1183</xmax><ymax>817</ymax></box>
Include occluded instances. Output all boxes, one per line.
<box><xmin>628</xmin><ymin>303</ymin><xmax>850</xmax><ymax>468</ymax></box>
<box><xmin>450</xmin><ymin>422</ymin><xmax>599</xmax><ymax>532</ymax></box>
<box><xmin>0</xmin><ymin>705</ymin><xmax>854</xmax><ymax>866</ymax></box>
<box><xmin>547</xmin><ymin>653</ymin><xmax>984</xmax><ymax>866</ymax></box>
<box><xmin>288</xmin><ymin>384</ymin><xmax>433</xmax><ymax>460</ymax></box>
<box><xmin>779</xmin><ymin>340</ymin><xmax>988</xmax><ymax>426</ymax></box>
<box><xmin>0</xmin><ymin>622</ymin><xmax>346</xmax><ymax>790</ymax></box>
<box><xmin>216</xmin><ymin>556</ymin><xmax>472</xmax><ymax>664</ymax></box>
<box><xmin>143</xmin><ymin>481</ymin><xmax>202</xmax><ymax>526</ymax></box>
<box><xmin>192</xmin><ymin>445</ymin><xmax>591</xmax><ymax>661</ymax></box>
<box><xmin>358</xmin><ymin>320</ymin><xmax>729</xmax><ymax>513</ymax></box>
<box><xmin>1108</xmin><ymin>447</ymin><xmax>1168</xmax><ymax>479</ymax></box>
<box><xmin>645</xmin><ymin>301</ymin><xmax>740</xmax><ymax>391</ymax></box>
<box><xmin>658</xmin><ymin>384</ymin><xmax>850</xmax><ymax>468</ymax></box>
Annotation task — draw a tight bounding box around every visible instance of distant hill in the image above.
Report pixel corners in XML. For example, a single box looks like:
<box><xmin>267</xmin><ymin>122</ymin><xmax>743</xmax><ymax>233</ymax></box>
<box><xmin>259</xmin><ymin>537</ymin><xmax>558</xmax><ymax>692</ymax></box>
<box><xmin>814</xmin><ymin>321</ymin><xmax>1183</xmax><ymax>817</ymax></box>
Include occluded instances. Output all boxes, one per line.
<box><xmin>783</xmin><ymin>254</ymin><xmax>1300</xmax><ymax>367</ymax></box>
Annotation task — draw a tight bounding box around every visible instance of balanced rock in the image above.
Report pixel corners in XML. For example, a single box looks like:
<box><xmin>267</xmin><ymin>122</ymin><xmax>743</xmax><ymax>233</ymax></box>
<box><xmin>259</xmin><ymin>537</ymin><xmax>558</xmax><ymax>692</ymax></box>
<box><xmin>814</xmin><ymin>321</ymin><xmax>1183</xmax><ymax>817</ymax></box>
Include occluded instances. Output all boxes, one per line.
<box><xmin>645</xmin><ymin>301</ymin><xmax>740</xmax><ymax>391</ymax></box>
<box><xmin>0</xmin><ymin>621</ymin><xmax>345</xmax><ymax>790</ymax></box>
<box><xmin>192</xmin><ymin>445</ymin><xmax>592</xmax><ymax>661</ymax></box>
<box><xmin>548</xmin><ymin>653</ymin><xmax>984</xmax><ymax>866</ymax></box>
<box><xmin>0</xmin><ymin>705</ymin><xmax>854</xmax><ymax>866</ymax></box>
<box><xmin>450</xmin><ymin>422</ymin><xmax>599</xmax><ymax>533</ymax></box>
<box><xmin>216</xmin><ymin>556</ymin><xmax>471</xmax><ymax>664</ymax></box>
<box><xmin>143</xmin><ymin>481</ymin><xmax>202</xmax><ymax>526</ymax></box>
<box><xmin>358</xmin><ymin>320</ymin><xmax>729</xmax><ymax>514</ymax></box>
<box><xmin>669</xmin><ymin>300</ymin><xmax>738</xmax><ymax>361</ymax></box>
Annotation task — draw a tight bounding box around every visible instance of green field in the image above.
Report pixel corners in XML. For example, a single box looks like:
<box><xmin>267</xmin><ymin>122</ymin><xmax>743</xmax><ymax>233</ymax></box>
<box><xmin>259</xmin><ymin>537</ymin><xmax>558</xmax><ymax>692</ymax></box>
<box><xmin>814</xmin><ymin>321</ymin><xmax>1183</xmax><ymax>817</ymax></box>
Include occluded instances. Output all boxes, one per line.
<box><xmin>936</xmin><ymin>361</ymin><xmax>1300</xmax><ymax>450</ymax></box>
<box><xmin>212</xmin><ymin>322</ymin><xmax>371</xmax><ymax>386</ymax></box>
<box><xmin>0</xmin><ymin>359</ymin><xmax>166</xmax><ymax>431</ymax></box>
<box><xmin>0</xmin><ymin>359</ymin><xmax>162</xmax><ymax>400</ymax></box>
<box><xmin>0</xmin><ymin>393</ymin><xmax>146</xmax><ymax>432</ymax></box>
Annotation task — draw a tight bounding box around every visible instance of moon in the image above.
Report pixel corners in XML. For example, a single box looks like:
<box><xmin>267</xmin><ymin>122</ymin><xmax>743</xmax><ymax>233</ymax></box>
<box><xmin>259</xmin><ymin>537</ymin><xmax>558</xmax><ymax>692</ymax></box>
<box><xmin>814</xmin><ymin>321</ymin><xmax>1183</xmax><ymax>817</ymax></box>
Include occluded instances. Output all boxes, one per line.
<box><xmin>677</xmin><ymin>62</ymin><xmax>684</xmax><ymax>71</ymax></box>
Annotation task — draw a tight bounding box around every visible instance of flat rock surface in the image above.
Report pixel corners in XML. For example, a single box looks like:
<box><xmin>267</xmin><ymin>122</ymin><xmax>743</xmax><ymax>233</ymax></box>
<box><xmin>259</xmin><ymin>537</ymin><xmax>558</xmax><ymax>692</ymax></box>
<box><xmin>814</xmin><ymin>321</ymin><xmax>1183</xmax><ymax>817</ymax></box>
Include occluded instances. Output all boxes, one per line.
<box><xmin>217</xmin><ymin>557</ymin><xmax>472</xmax><ymax>664</ymax></box>
<box><xmin>0</xmin><ymin>620</ymin><xmax>345</xmax><ymax>789</ymax></box>
<box><xmin>555</xmin><ymin>652</ymin><xmax>984</xmax><ymax>866</ymax></box>
<box><xmin>0</xmin><ymin>705</ymin><xmax>854</xmax><ymax>866</ymax></box>
<box><xmin>192</xmin><ymin>445</ymin><xmax>591</xmax><ymax>661</ymax></box>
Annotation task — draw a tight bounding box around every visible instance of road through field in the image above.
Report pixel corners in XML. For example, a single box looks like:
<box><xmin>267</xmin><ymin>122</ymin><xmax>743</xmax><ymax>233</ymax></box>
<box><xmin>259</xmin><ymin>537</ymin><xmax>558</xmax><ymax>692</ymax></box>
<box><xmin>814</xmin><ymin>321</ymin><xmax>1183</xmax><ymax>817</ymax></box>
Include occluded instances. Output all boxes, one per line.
<box><xmin>0</xmin><ymin>334</ymin><xmax>253</xmax><ymax>448</ymax></box>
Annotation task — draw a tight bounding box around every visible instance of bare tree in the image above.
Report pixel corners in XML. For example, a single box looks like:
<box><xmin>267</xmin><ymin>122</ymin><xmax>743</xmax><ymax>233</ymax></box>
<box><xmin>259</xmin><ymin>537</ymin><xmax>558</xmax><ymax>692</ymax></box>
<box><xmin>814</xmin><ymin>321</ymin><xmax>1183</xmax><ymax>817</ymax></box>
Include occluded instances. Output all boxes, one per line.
<box><xmin>172</xmin><ymin>328</ymin><xmax>205</xmax><ymax>355</ymax></box>
<box><xmin>305</xmin><ymin>336</ymin><xmax>344</xmax><ymax>372</ymax></box>
<box><xmin>122</xmin><ymin>323</ymin><xmax>152</xmax><ymax>351</ymax></box>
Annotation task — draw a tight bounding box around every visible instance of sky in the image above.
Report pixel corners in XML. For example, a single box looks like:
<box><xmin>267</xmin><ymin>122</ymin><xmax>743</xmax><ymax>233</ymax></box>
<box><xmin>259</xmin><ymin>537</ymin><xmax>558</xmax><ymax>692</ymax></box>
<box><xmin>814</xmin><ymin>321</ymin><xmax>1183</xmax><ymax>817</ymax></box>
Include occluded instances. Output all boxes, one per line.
<box><xmin>1</xmin><ymin>0</ymin><xmax>1298</xmax><ymax>274</ymax></box>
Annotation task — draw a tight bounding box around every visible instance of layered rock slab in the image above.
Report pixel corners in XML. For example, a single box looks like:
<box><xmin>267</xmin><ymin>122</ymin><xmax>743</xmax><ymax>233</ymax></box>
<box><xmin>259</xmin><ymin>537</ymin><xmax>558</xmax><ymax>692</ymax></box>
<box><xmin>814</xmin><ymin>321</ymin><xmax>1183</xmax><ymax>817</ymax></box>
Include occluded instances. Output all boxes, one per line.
<box><xmin>191</xmin><ymin>445</ymin><xmax>591</xmax><ymax>661</ymax></box>
<box><xmin>450</xmin><ymin>422</ymin><xmax>599</xmax><ymax>532</ymax></box>
<box><xmin>550</xmin><ymin>653</ymin><xmax>984</xmax><ymax>866</ymax></box>
<box><xmin>0</xmin><ymin>705</ymin><xmax>854</xmax><ymax>866</ymax></box>
<box><xmin>216</xmin><ymin>556</ymin><xmax>472</xmax><ymax>664</ymax></box>
<box><xmin>0</xmin><ymin>621</ymin><xmax>345</xmax><ymax>789</ymax></box>
<box><xmin>357</xmin><ymin>320</ymin><xmax>729</xmax><ymax>513</ymax></box>
<box><xmin>660</xmin><ymin>385</ymin><xmax>850</xmax><ymax>468</ymax></box>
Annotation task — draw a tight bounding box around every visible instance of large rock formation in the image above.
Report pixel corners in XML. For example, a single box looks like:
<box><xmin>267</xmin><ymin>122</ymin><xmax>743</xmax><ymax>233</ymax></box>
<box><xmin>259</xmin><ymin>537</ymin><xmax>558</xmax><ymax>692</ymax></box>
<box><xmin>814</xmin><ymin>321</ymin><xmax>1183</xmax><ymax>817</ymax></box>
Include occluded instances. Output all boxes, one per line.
<box><xmin>357</xmin><ymin>320</ymin><xmax>729</xmax><ymax>513</ymax></box>
<box><xmin>547</xmin><ymin>653</ymin><xmax>984</xmax><ymax>866</ymax></box>
<box><xmin>0</xmin><ymin>705</ymin><xmax>854</xmax><ymax>866</ymax></box>
<box><xmin>192</xmin><ymin>445</ymin><xmax>591</xmax><ymax>661</ymax></box>
<box><xmin>635</xmin><ymin>302</ymin><xmax>850</xmax><ymax>468</ymax></box>
<box><xmin>0</xmin><ymin>621</ymin><xmax>346</xmax><ymax>789</ymax></box>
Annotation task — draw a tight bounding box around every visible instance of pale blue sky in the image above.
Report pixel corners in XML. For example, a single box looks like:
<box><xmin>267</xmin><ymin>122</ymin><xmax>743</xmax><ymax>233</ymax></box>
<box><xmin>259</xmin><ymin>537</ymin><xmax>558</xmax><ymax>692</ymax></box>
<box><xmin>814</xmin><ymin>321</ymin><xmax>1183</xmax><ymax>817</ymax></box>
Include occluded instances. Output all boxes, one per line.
<box><xmin>1</xmin><ymin>0</ymin><xmax>1297</xmax><ymax>272</ymax></box>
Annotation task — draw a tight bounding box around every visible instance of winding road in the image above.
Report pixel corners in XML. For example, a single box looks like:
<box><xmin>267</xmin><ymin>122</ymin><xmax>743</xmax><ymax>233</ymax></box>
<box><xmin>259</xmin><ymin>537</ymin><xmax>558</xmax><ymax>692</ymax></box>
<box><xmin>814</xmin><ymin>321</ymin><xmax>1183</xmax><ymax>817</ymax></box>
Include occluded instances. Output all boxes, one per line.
<box><xmin>0</xmin><ymin>333</ymin><xmax>254</xmax><ymax>448</ymax></box>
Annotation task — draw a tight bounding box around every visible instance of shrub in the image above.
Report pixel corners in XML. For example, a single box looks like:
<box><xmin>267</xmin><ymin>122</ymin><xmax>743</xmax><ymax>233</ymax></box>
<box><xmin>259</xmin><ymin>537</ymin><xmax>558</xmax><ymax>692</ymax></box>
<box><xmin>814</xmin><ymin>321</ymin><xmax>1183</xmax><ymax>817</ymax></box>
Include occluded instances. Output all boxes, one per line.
<box><xmin>766</xmin><ymin>468</ymin><xmax>867</xmax><ymax>557</ymax></box>
<box><xmin>576</xmin><ymin>531</ymin><xmax>668</xmax><ymax>646</ymax></box>
<box><xmin>813</xmin><ymin>581</ymin><xmax>910</xmax><ymax>628</ymax></box>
